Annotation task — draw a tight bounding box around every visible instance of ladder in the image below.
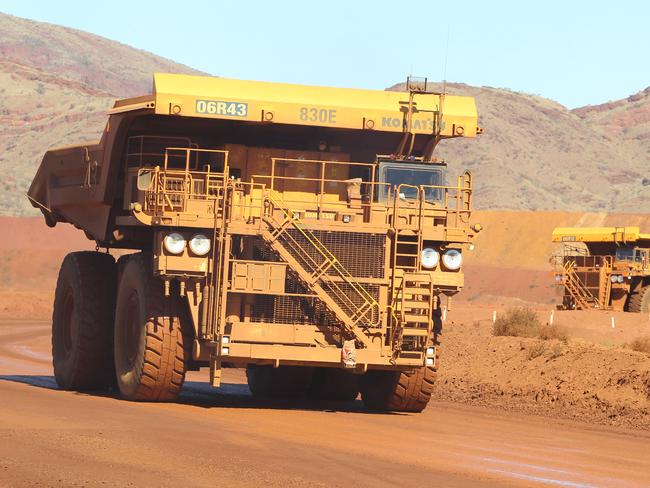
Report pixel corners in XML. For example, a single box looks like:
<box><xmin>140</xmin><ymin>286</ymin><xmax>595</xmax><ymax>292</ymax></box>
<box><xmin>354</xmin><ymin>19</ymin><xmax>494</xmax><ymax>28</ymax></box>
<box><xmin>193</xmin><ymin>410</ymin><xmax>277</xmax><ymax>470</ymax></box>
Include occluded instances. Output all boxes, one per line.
<box><xmin>598</xmin><ymin>257</ymin><xmax>613</xmax><ymax>308</ymax></box>
<box><xmin>260</xmin><ymin>195</ymin><xmax>380</xmax><ymax>346</ymax></box>
<box><xmin>391</xmin><ymin>272</ymin><xmax>434</xmax><ymax>353</ymax></box>
<box><xmin>393</xmin><ymin>231</ymin><xmax>422</xmax><ymax>272</ymax></box>
<box><xmin>206</xmin><ymin>172</ymin><xmax>231</xmax><ymax>341</ymax></box>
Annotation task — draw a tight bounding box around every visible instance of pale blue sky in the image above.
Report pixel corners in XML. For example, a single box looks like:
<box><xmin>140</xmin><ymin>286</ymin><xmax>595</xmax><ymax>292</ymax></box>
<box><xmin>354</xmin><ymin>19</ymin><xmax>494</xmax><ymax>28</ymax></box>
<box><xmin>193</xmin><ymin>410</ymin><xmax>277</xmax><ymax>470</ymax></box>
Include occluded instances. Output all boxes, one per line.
<box><xmin>1</xmin><ymin>0</ymin><xmax>648</xmax><ymax>108</ymax></box>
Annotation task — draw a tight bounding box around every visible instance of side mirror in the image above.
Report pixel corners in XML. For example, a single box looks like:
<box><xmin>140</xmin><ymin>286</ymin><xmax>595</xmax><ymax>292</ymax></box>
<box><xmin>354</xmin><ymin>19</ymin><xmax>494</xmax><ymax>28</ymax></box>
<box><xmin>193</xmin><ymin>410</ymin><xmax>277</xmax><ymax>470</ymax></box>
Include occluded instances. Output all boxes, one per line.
<box><xmin>137</xmin><ymin>169</ymin><xmax>153</xmax><ymax>191</ymax></box>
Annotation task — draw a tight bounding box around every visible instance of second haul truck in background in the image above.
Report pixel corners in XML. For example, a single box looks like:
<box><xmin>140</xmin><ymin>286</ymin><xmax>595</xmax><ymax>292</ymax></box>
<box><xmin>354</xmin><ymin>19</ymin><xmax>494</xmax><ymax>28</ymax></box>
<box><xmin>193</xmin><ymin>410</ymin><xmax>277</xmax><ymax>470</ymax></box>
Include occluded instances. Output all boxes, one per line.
<box><xmin>552</xmin><ymin>226</ymin><xmax>650</xmax><ymax>312</ymax></box>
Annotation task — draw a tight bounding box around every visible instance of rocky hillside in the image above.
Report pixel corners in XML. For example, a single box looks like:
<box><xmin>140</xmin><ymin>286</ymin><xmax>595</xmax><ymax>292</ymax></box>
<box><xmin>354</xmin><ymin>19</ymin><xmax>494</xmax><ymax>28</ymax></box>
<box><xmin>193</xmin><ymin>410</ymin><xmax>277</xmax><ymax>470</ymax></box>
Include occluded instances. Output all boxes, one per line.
<box><xmin>390</xmin><ymin>82</ymin><xmax>650</xmax><ymax>212</ymax></box>
<box><xmin>573</xmin><ymin>86</ymin><xmax>650</xmax><ymax>164</ymax></box>
<box><xmin>0</xmin><ymin>12</ymin><xmax>203</xmax><ymax>216</ymax></box>
<box><xmin>0</xmin><ymin>12</ymin><xmax>648</xmax><ymax>216</ymax></box>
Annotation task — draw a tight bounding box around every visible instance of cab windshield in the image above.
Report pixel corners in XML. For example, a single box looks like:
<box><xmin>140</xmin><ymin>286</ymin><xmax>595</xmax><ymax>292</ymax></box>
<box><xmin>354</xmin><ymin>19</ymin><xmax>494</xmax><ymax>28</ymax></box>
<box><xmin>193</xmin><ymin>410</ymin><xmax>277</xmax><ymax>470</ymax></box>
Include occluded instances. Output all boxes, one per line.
<box><xmin>616</xmin><ymin>247</ymin><xmax>640</xmax><ymax>262</ymax></box>
<box><xmin>378</xmin><ymin>163</ymin><xmax>446</xmax><ymax>201</ymax></box>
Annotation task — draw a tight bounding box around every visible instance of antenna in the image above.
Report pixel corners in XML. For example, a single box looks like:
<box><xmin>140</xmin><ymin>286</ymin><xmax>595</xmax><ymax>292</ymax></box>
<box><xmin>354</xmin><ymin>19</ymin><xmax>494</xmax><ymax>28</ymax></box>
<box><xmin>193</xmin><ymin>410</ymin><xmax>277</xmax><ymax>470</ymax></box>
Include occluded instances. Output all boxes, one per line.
<box><xmin>442</xmin><ymin>26</ymin><xmax>450</xmax><ymax>94</ymax></box>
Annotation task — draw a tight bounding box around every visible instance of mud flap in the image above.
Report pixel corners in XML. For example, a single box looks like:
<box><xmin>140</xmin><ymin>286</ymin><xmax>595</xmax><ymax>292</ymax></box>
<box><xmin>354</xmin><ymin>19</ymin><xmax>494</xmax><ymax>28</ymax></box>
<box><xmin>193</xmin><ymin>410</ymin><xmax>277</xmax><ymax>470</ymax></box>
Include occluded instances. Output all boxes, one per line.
<box><xmin>342</xmin><ymin>340</ymin><xmax>356</xmax><ymax>368</ymax></box>
<box><xmin>210</xmin><ymin>354</ymin><xmax>221</xmax><ymax>387</ymax></box>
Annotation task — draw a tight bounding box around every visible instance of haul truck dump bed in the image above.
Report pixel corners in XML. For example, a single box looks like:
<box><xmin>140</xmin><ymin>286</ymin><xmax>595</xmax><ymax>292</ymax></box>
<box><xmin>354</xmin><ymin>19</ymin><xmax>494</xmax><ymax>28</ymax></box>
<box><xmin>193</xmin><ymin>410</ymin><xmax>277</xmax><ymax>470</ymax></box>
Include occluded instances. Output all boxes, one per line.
<box><xmin>29</xmin><ymin>74</ymin><xmax>482</xmax><ymax>411</ymax></box>
<box><xmin>552</xmin><ymin>226</ymin><xmax>650</xmax><ymax>312</ymax></box>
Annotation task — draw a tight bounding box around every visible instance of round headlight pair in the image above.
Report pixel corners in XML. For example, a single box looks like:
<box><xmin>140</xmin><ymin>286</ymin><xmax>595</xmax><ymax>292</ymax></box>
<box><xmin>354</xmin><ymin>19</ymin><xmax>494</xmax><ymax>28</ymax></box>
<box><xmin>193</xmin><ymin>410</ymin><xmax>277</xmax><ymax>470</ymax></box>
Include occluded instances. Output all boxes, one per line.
<box><xmin>163</xmin><ymin>233</ymin><xmax>211</xmax><ymax>256</ymax></box>
<box><xmin>421</xmin><ymin>247</ymin><xmax>462</xmax><ymax>270</ymax></box>
<box><xmin>609</xmin><ymin>274</ymin><xmax>625</xmax><ymax>284</ymax></box>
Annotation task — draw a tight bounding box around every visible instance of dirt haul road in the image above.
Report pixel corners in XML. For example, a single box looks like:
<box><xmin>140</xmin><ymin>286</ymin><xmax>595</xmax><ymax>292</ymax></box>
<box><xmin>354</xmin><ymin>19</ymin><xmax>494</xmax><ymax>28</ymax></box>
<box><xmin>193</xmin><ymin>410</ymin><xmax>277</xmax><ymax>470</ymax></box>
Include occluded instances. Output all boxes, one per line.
<box><xmin>0</xmin><ymin>320</ymin><xmax>648</xmax><ymax>488</ymax></box>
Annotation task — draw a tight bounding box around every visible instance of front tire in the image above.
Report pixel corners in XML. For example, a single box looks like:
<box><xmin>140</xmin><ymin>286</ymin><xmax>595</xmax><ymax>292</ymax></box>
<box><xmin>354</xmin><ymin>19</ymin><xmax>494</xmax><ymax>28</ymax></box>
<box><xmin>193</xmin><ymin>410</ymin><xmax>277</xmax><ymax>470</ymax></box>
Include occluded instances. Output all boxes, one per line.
<box><xmin>52</xmin><ymin>251</ymin><xmax>117</xmax><ymax>390</ymax></box>
<box><xmin>359</xmin><ymin>366</ymin><xmax>436</xmax><ymax>412</ymax></box>
<box><xmin>114</xmin><ymin>253</ymin><xmax>186</xmax><ymax>401</ymax></box>
<box><xmin>626</xmin><ymin>283</ymin><xmax>650</xmax><ymax>313</ymax></box>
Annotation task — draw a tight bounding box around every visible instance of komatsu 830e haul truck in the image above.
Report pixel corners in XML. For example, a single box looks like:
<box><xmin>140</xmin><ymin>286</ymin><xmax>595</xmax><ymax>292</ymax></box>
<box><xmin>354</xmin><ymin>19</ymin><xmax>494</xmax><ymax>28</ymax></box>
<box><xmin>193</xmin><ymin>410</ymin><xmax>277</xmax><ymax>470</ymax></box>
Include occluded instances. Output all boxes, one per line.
<box><xmin>28</xmin><ymin>75</ymin><xmax>482</xmax><ymax>411</ymax></box>
<box><xmin>552</xmin><ymin>226</ymin><xmax>650</xmax><ymax>312</ymax></box>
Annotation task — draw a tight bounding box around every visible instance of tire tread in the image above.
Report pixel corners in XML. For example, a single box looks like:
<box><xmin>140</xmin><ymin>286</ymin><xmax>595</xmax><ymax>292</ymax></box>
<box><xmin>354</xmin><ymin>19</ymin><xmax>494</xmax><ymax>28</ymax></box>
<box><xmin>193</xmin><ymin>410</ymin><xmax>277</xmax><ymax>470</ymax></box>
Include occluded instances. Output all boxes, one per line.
<box><xmin>116</xmin><ymin>253</ymin><xmax>186</xmax><ymax>402</ymax></box>
<box><xmin>52</xmin><ymin>251</ymin><xmax>116</xmax><ymax>390</ymax></box>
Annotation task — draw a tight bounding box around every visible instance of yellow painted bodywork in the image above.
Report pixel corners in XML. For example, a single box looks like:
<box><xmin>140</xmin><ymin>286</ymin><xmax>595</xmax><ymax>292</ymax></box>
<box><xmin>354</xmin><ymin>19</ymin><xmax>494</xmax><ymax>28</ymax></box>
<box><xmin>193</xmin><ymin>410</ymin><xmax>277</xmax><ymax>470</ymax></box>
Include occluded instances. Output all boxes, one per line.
<box><xmin>142</xmin><ymin>73</ymin><xmax>479</xmax><ymax>137</ymax></box>
<box><xmin>552</xmin><ymin>227</ymin><xmax>650</xmax><ymax>244</ymax></box>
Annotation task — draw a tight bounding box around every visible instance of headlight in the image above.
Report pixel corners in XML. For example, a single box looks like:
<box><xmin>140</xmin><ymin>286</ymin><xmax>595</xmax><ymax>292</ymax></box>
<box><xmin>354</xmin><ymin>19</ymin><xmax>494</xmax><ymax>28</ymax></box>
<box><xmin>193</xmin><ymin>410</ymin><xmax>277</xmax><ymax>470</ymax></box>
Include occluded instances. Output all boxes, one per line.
<box><xmin>442</xmin><ymin>249</ymin><xmax>462</xmax><ymax>270</ymax></box>
<box><xmin>189</xmin><ymin>234</ymin><xmax>211</xmax><ymax>256</ymax></box>
<box><xmin>610</xmin><ymin>275</ymin><xmax>618</xmax><ymax>283</ymax></box>
<box><xmin>421</xmin><ymin>248</ymin><xmax>440</xmax><ymax>269</ymax></box>
<box><xmin>163</xmin><ymin>233</ymin><xmax>186</xmax><ymax>255</ymax></box>
<box><xmin>617</xmin><ymin>275</ymin><xmax>624</xmax><ymax>283</ymax></box>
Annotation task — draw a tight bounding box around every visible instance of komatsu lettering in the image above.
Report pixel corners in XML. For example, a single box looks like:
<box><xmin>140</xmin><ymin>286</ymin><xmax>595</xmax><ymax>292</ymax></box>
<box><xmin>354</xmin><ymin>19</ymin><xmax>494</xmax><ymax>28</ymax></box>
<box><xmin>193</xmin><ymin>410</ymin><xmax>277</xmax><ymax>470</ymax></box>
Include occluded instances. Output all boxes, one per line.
<box><xmin>381</xmin><ymin>117</ymin><xmax>435</xmax><ymax>131</ymax></box>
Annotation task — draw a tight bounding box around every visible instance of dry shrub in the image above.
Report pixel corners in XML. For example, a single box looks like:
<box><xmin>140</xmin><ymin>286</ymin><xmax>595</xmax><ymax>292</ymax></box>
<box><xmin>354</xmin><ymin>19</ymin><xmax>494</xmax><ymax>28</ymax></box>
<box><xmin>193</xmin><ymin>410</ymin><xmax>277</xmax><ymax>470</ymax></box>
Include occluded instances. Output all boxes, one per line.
<box><xmin>493</xmin><ymin>307</ymin><xmax>541</xmax><ymax>338</ymax></box>
<box><xmin>539</xmin><ymin>324</ymin><xmax>570</xmax><ymax>343</ymax></box>
<box><xmin>549</xmin><ymin>342</ymin><xmax>564</xmax><ymax>359</ymax></box>
<box><xmin>493</xmin><ymin>307</ymin><xmax>570</xmax><ymax>343</ymax></box>
<box><xmin>628</xmin><ymin>336</ymin><xmax>650</xmax><ymax>356</ymax></box>
<box><xmin>527</xmin><ymin>341</ymin><xmax>547</xmax><ymax>360</ymax></box>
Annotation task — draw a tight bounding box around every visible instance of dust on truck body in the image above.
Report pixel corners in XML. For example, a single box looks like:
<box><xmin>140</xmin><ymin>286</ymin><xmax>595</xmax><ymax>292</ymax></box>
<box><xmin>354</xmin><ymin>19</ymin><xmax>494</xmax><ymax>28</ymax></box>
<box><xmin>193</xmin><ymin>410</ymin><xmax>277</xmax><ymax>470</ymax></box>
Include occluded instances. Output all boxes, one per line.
<box><xmin>552</xmin><ymin>227</ymin><xmax>650</xmax><ymax>312</ymax></box>
<box><xmin>28</xmin><ymin>74</ymin><xmax>482</xmax><ymax>411</ymax></box>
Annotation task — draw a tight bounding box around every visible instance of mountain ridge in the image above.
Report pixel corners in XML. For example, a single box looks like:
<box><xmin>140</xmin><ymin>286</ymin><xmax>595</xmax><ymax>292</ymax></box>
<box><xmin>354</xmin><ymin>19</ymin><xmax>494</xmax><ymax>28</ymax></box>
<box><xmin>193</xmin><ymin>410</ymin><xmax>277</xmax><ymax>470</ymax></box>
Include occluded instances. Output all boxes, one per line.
<box><xmin>0</xmin><ymin>12</ymin><xmax>648</xmax><ymax>216</ymax></box>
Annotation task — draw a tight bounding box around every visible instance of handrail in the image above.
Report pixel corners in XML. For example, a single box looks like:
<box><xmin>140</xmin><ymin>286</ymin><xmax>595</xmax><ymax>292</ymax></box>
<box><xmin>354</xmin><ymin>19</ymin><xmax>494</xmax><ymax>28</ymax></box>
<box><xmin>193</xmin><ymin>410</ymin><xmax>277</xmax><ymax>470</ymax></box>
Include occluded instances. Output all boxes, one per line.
<box><xmin>138</xmin><ymin>149</ymin><xmax>473</xmax><ymax>235</ymax></box>
<box><xmin>263</xmin><ymin>192</ymin><xmax>380</xmax><ymax>328</ymax></box>
<box><xmin>562</xmin><ymin>260</ymin><xmax>600</xmax><ymax>309</ymax></box>
<box><xmin>270</xmin><ymin>157</ymin><xmax>376</xmax><ymax>168</ymax></box>
<box><xmin>393</xmin><ymin>183</ymin><xmax>423</xmax><ymax>231</ymax></box>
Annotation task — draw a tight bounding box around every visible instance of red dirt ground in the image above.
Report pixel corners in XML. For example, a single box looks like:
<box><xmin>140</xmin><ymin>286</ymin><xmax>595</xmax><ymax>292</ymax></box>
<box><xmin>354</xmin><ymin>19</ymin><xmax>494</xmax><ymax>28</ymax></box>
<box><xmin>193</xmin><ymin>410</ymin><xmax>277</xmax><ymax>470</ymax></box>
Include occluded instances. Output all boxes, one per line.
<box><xmin>1</xmin><ymin>319</ymin><xmax>649</xmax><ymax>487</ymax></box>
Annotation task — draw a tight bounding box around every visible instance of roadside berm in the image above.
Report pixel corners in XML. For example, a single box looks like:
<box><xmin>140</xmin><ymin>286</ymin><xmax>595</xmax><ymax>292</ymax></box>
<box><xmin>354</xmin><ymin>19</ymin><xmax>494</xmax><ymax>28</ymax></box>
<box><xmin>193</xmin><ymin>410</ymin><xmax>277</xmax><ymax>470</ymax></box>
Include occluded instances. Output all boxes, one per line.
<box><xmin>434</xmin><ymin>305</ymin><xmax>650</xmax><ymax>429</ymax></box>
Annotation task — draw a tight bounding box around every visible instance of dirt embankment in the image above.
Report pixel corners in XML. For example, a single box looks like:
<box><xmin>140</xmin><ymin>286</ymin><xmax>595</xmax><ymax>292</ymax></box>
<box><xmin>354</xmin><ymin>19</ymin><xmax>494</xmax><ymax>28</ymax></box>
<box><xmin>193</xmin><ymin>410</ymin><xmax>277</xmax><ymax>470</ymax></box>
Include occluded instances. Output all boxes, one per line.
<box><xmin>460</xmin><ymin>210</ymin><xmax>650</xmax><ymax>306</ymax></box>
<box><xmin>437</xmin><ymin>305</ymin><xmax>650</xmax><ymax>429</ymax></box>
<box><xmin>0</xmin><ymin>216</ymin><xmax>92</xmax><ymax>319</ymax></box>
<box><xmin>469</xmin><ymin>210</ymin><xmax>650</xmax><ymax>270</ymax></box>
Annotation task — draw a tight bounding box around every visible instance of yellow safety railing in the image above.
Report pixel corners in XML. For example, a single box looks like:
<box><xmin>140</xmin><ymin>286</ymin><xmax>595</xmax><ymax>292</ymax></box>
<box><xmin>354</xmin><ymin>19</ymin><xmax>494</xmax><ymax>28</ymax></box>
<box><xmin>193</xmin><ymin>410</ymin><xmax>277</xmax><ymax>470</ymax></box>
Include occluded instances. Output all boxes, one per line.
<box><xmin>263</xmin><ymin>192</ymin><xmax>380</xmax><ymax>328</ymax></box>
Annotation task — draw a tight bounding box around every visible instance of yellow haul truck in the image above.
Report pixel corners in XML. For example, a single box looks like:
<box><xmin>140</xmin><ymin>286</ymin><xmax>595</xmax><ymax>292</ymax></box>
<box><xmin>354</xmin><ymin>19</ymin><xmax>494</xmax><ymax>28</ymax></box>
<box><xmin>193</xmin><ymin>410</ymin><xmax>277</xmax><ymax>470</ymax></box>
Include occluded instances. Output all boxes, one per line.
<box><xmin>28</xmin><ymin>74</ymin><xmax>482</xmax><ymax>411</ymax></box>
<box><xmin>552</xmin><ymin>227</ymin><xmax>650</xmax><ymax>312</ymax></box>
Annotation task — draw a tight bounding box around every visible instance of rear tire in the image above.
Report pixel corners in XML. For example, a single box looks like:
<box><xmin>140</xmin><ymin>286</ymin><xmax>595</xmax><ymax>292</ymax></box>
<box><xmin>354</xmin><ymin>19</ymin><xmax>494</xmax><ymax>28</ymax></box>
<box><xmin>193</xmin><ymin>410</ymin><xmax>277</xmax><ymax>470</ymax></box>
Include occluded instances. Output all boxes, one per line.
<box><xmin>246</xmin><ymin>365</ymin><xmax>313</xmax><ymax>399</ymax></box>
<box><xmin>626</xmin><ymin>283</ymin><xmax>650</xmax><ymax>313</ymax></box>
<box><xmin>308</xmin><ymin>368</ymin><xmax>359</xmax><ymax>402</ymax></box>
<box><xmin>114</xmin><ymin>253</ymin><xmax>186</xmax><ymax>401</ymax></box>
<box><xmin>52</xmin><ymin>251</ymin><xmax>117</xmax><ymax>391</ymax></box>
<box><xmin>359</xmin><ymin>366</ymin><xmax>436</xmax><ymax>412</ymax></box>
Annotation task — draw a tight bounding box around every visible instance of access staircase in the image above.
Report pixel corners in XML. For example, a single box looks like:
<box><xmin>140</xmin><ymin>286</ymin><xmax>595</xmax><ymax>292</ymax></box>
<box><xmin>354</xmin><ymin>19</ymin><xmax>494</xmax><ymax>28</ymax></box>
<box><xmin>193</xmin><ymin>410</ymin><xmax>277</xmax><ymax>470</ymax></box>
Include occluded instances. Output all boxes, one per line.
<box><xmin>259</xmin><ymin>195</ymin><xmax>380</xmax><ymax>346</ymax></box>
<box><xmin>563</xmin><ymin>260</ymin><xmax>600</xmax><ymax>309</ymax></box>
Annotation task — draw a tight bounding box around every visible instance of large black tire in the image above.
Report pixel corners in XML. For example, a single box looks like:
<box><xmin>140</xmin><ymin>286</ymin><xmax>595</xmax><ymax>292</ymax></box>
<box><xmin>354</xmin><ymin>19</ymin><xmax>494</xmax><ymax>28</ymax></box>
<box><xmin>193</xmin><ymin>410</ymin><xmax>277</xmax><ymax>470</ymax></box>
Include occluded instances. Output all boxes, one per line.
<box><xmin>626</xmin><ymin>283</ymin><xmax>650</xmax><ymax>313</ymax></box>
<box><xmin>114</xmin><ymin>253</ymin><xmax>186</xmax><ymax>401</ymax></box>
<box><xmin>246</xmin><ymin>365</ymin><xmax>313</xmax><ymax>399</ymax></box>
<box><xmin>359</xmin><ymin>366</ymin><xmax>436</xmax><ymax>412</ymax></box>
<box><xmin>308</xmin><ymin>368</ymin><xmax>359</xmax><ymax>402</ymax></box>
<box><xmin>52</xmin><ymin>251</ymin><xmax>117</xmax><ymax>390</ymax></box>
